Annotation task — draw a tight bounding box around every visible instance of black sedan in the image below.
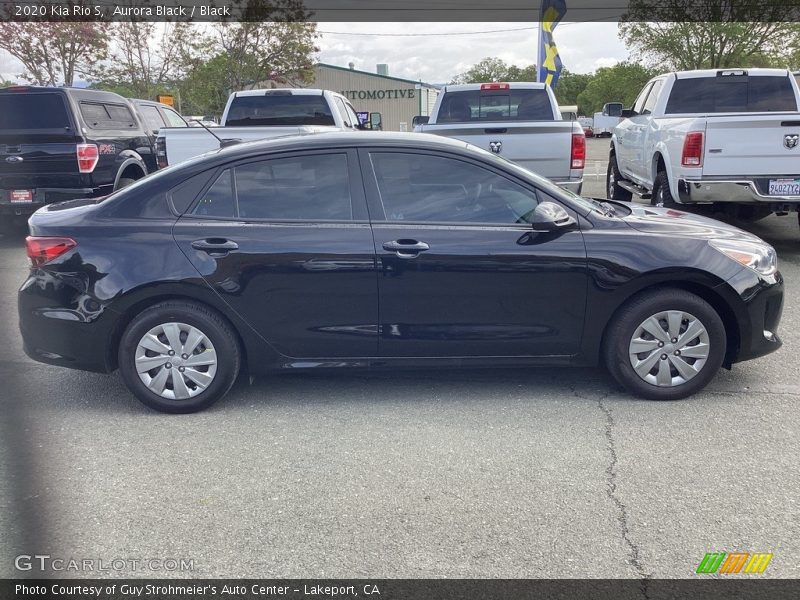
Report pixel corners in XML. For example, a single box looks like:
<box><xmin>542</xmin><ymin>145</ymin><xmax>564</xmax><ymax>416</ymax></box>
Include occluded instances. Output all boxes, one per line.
<box><xmin>19</xmin><ymin>132</ymin><xmax>783</xmax><ymax>413</ymax></box>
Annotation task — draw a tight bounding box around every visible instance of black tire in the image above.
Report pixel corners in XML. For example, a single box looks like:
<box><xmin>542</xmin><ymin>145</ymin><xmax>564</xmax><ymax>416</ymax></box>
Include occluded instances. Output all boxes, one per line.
<box><xmin>606</xmin><ymin>152</ymin><xmax>632</xmax><ymax>201</ymax></box>
<box><xmin>116</xmin><ymin>177</ymin><xmax>136</xmax><ymax>191</ymax></box>
<box><xmin>118</xmin><ymin>300</ymin><xmax>240</xmax><ymax>413</ymax></box>
<box><xmin>652</xmin><ymin>170</ymin><xmax>679</xmax><ymax>208</ymax></box>
<box><xmin>603</xmin><ymin>288</ymin><xmax>726</xmax><ymax>401</ymax></box>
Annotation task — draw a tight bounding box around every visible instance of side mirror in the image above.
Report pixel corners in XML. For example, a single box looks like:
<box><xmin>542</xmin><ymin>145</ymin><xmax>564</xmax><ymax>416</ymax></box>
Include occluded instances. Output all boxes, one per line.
<box><xmin>412</xmin><ymin>115</ymin><xmax>429</xmax><ymax>127</ymax></box>
<box><xmin>370</xmin><ymin>112</ymin><xmax>383</xmax><ymax>131</ymax></box>
<box><xmin>531</xmin><ymin>202</ymin><xmax>577</xmax><ymax>232</ymax></box>
<box><xmin>621</xmin><ymin>108</ymin><xmax>637</xmax><ymax>118</ymax></box>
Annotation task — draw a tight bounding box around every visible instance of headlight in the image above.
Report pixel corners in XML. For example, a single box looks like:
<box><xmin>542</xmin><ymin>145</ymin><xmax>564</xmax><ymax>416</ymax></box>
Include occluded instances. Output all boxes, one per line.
<box><xmin>709</xmin><ymin>239</ymin><xmax>777</xmax><ymax>276</ymax></box>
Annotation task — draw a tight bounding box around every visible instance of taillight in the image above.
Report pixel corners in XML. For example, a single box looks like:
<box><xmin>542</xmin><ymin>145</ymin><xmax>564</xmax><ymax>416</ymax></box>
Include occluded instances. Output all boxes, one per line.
<box><xmin>77</xmin><ymin>144</ymin><xmax>99</xmax><ymax>173</ymax></box>
<box><xmin>155</xmin><ymin>136</ymin><xmax>168</xmax><ymax>169</ymax></box>
<box><xmin>480</xmin><ymin>83</ymin><xmax>510</xmax><ymax>90</ymax></box>
<box><xmin>681</xmin><ymin>132</ymin><xmax>704</xmax><ymax>167</ymax></box>
<box><xmin>25</xmin><ymin>236</ymin><xmax>76</xmax><ymax>267</ymax></box>
<box><xmin>570</xmin><ymin>133</ymin><xmax>586</xmax><ymax>169</ymax></box>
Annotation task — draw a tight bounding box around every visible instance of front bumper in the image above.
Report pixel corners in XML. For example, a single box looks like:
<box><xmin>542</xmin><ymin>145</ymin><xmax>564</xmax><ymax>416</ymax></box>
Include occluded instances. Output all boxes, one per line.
<box><xmin>678</xmin><ymin>178</ymin><xmax>800</xmax><ymax>206</ymax></box>
<box><xmin>717</xmin><ymin>269</ymin><xmax>784</xmax><ymax>364</ymax></box>
<box><xmin>0</xmin><ymin>187</ymin><xmax>97</xmax><ymax>216</ymax></box>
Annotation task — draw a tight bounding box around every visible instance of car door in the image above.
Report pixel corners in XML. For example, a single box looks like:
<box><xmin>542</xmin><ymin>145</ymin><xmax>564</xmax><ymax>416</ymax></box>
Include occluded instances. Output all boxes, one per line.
<box><xmin>629</xmin><ymin>78</ymin><xmax>664</xmax><ymax>182</ymax></box>
<box><xmin>360</xmin><ymin>148</ymin><xmax>588</xmax><ymax>358</ymax></box>
<box><xmin>616</xmin><ymin>82</ymin><xmax>652</xmax><ymax>176</ymax></box>
<box><xmin>172</xmin><ymin>149</ymin><xmax>379</xmax><ymax>359</ymax></box>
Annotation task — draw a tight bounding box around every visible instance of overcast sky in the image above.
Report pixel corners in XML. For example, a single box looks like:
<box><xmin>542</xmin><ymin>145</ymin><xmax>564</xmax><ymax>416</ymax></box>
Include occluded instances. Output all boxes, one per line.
<box><xmin>0</xmin><ymin>22</ymin><xmax>629</xmax><ymax>85</ymax></box>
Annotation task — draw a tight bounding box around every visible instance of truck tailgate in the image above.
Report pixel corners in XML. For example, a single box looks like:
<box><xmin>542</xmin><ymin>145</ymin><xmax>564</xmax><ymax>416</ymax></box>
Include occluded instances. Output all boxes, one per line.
<box><xmin>421</xmin><ymin>122</ymin><xmax>576</xmax><ymax>178</ymax></box>
<box><xmin>703</xmin><ymin>115</ymin><xmax>800</xmax><ymax>176</ymax></box>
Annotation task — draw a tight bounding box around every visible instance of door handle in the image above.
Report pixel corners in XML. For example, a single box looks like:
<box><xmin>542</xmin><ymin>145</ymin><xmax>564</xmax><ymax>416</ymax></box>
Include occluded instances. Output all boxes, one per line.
<box><xmin>382</xmin><ymin>240</ymin><xmax>430</xmax><ymax>259</ymax></box>
<box><xmin>191</xmin><ymin>238</ymin><xmax>239</xmax><ymax>255</ymax></box>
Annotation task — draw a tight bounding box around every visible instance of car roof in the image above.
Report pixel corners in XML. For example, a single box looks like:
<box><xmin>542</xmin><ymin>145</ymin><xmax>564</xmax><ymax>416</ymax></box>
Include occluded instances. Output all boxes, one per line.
<box><xmin>672</xmin><ymin>68</ymin><xmax>792</xmax><ymax>79</ymax></box>
<box><xmin>203</xmin><ymin>131</ymin><xmax>471</xmax><ymax>162</ymax></box>
<box><xmin>442</xmin><ymin>82</ymin><xmax>547</xmax><ymax>92</ymax></box>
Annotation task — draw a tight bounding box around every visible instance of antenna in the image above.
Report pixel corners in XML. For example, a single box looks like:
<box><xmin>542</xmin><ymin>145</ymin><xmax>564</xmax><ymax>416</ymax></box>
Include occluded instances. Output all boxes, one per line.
<box><xmin>190</xmin><ymin>119</ymin><xmax>241</xmax><ymax>149</ymax></box>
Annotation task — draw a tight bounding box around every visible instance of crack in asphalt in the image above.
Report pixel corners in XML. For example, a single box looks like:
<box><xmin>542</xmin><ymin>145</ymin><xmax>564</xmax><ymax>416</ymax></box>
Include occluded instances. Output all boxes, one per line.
<box><xmin>596</xmin><ymin>393</ymin><xmax>651</xmax><ymax>600</ymax></box>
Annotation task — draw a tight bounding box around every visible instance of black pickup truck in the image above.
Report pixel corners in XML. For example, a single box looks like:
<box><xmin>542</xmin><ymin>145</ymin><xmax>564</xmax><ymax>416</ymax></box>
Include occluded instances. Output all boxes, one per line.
<box><xmin>0</xmin><ymin>86</ymin><xmax>186</xmax><ymax>232</ymax></box>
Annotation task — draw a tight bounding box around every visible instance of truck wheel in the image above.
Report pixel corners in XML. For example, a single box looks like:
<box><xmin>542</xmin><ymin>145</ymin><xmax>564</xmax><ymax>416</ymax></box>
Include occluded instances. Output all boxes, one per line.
<box><xmin>607</xmin><ymin>153</ymin><xmax>632</xmax><ymax>201</ymax></box>
<box><xmin>652</xmin><ymin>171</ymin><xmax>678</xmax><ymax>209</ymax></box>
<box><xmin>116</xmin><ymin>177</ymin><xmax>136</xmax><ymax>191</ymax></box>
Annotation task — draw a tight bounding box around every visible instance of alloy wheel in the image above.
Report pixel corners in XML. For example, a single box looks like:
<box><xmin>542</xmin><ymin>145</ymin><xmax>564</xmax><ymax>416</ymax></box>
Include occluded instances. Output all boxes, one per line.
<box><xmin>134</xmin><ymin>322</ymin><xmax>218</xmax><ymax>400</ymax></box>
<box><xmin>628</xmin><ymin>310</ymin><xmax>710</xmax><ymax>387</ymax></box>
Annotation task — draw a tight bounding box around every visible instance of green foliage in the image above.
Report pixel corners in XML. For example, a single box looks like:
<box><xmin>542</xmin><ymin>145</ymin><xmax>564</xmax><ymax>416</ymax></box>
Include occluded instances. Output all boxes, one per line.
<box><xmin>619</xmin><ymin>1</ymin><xmax>800</xmax><ymax>70</ymax></box>
<box><xmin>555</xmin><ymin>70</ymin><xmax>593</xmax><ymax>114</ymax></box>
<box><xmin>576</xmin><ymin>62</ymin><xmax>657</xmax><ymax>115</ymax></box>
<box><xmin>451</xmin><ymin>58</ymin><xmax>537</xmax><ymax>84</ymax></box>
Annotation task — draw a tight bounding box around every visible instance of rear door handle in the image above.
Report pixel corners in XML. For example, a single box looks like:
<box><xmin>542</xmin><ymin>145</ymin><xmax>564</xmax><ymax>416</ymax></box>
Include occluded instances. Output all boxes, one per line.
<box><xmin>191</xmin><ymin>238</ymin><xmax>239</xmax><ymax>255</ymax></box>
<box><xmin>382</xmin><ymin>240</ymin><xmax>430</xmax><ymax>258</ymax></box>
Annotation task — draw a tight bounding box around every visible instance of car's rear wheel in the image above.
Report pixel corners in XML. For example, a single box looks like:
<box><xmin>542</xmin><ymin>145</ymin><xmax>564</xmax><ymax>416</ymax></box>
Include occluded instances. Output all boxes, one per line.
<box><xmin>118</xmin><ymin>301</ymin><xmax>240</xmax><ymax>413</ymax></box>
<box><xmin>607</xmin><ymin>152</ymin><xmax>632</xmax><ymax>201</ymax></box>
<box><xmin>604</xmin><ymin>289</ymin><xmax>726</xmax><ymax>400</ymax></box>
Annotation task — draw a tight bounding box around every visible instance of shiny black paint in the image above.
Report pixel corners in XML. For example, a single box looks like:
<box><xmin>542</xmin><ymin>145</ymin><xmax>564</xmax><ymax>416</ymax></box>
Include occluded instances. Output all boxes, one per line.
<box><xmin>19</xmin><ymin>133</ymin><xmax>783</xmax><ymax>377</ymax></box>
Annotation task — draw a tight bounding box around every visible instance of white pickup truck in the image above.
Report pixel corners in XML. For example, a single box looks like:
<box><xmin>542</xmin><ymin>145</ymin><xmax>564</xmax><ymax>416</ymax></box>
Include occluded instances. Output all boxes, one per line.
<box><xmin>156</xmin><ymin>88</ymin><xmax>377</xmax><ymax>167</ymax></box>
<box><xmin>608</xmin><ymin>68</ymin><xmax>800</xmax><ymax>226</ymax></box>
<box><xmin>414</xmin><ymin>82</ymin><xmax>585</xmax><ymax>194</ymax></box>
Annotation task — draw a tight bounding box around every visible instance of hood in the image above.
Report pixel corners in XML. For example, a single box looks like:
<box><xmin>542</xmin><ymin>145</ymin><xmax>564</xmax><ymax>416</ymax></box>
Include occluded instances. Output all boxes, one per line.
<box><xmin>616</xmin><ymin>203</ymin><xmax>764</xmax><ymax>243</ymax></box>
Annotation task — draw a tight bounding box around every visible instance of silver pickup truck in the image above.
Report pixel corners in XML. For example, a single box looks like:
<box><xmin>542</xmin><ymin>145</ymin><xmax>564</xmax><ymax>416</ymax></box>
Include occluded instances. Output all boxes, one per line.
<box><xmin>414</xmin><ymin>82</ymin><xmax>585</xmax><ymax>193</ymax></box>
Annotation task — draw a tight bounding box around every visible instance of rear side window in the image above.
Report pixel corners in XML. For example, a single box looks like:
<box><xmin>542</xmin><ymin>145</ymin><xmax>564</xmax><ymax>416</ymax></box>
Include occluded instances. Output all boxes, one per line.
<box><xmin>139</xmin><ymin>105</ymin><xmax>165</xmax><ymax>132</ymax></box>
<box><xmin>80</xmin><ymin>102</ymin><xmax>136</xmax><ymax>129</ymax></box>
<box><xmin>0</xmin><ymin>93</ymin><xmax>70</xmax><ymax>130</ymax></box>
<box><xmin>370</xmin><ymin>152</ymin><xmax>538</xmax><ymax>225</ymax></box>
<box><xmin>225</xmin><ymin>94</ymin><xmax>335</xmax><ymax>126</ymax></box>
<box><xmin>666</xmin><ymin>75</ymin><xmax>798</xmax><ymax>113</ymax></box>
<box><xmin>437</xmin><ymin>89</ymin><xmax>554</xmax><ymax>123</ymax></box>
<box><xmin>191</xmin><ymin>154</ymin><xmax>352</xmax><ymax>221</ymax></box>
<box><xmin>162</xmin><ymin>108</ymin><xmax>187</xmax><ymax>127</ymax></box>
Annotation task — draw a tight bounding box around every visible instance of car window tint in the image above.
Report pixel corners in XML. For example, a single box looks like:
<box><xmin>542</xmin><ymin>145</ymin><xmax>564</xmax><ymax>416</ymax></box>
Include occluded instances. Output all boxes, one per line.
<box><xmin>192</xmin><ymin>169</ymin><xmax>235</xmax><ymax>218</ymax></box>
<box><xmin>632</xmin><ymin>83</ymin><xmax>652</xmax><ymax>115</ymax></box>
<box><xmin>642</xmin><ymin>79</ymin><xmax>663</xmax><ymax>114</ymax></box>
<box><xmin>0</xmin><ymin>93</ymin><xmax>71</xmax><ymax>129</ymax></box>
<box><xmin>162</xmin><ymin>108</ymin><xmax>187</xmax><ymax>127</ymax></box>
<box><xmin>665</xmin><ymin>75</ymin><xmax>798</xmax><ymax>113</ymax></box>
<box><xmin>334</xmin><ymin>98</ymin><xmax>352</xmax><ymax>127</ymax></box>
<box><xmin>140</xmin><ymin>105</ymin><xmax>165</xmax><ymax>132</ymax></box>
<box><xmin>370</xmin><ymin>153</ymin><xmax>538</xmax><ymax>225</ymax></box>
<box><xmin>80</xmin><ymin>102</ymin><xmax>135</xmax><ymax>129</ymax></box>
<box><xmin>235</xmin><ymin>154</ymin><xmax>352</xmax><ymax>221</ymax></box>
<box><xmin>437</xmin><ymin>89</ymin><xmax>554</xmax><ymax>123</ymax></box>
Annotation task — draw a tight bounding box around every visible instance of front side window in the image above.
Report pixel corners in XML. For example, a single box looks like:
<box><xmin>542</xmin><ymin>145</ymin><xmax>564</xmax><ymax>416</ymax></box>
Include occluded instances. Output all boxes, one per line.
<box><xmin>140</xmin><ymin>105</ymin><xmax>165</xmax><ymax>132</ymax></box>
<box><xmin>191</xmin><ymin>153</ymin><xmax>352</xmax><ymax>221</ymax></box>
<box><xmin>642</xmin><ymin>79</ymin><xmax>664</xmax><ymax>114</ymax></box>
<box><xmin>162</xmin><ymin>108</ymin><xmax>188</xmax><ymax>127</ymax></box>
<box><xmin>370</xmin><ymin>152</ymin><xmax>539</xmax><ymax>225</ymax></box>
<box><xmin>632</xmin><ymin>83</ymin><xmax>653</xmax><ymax>115</ymax></box>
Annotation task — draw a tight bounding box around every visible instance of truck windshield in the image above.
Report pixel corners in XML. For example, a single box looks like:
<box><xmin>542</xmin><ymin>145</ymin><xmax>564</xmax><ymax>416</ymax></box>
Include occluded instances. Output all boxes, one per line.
<box><xmin>0</xmin><ymin>93</ymin><xmax>71</xmax><ymax>130</ymax></box>
<box><xmin>437</xmin><ymin>89</ymin><xmax>555</xmax><ymax>123</ymax></box>
<box><xmin>665</xmin><ymin>75</ymin><xmax>798</xmax><ymax>113</ymax></box>
<box><xmin>225</xmin><ymin>95</ymin><xmax>335</xmax><ymax>126</ymax></box>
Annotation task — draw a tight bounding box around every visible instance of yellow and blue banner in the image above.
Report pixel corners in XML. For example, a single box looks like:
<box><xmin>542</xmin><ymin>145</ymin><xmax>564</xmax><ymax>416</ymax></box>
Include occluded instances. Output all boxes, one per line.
<box><xmin>537</xmin><ymin>0</ymin><xmax>566</xmax><ymax>89</ymax></box>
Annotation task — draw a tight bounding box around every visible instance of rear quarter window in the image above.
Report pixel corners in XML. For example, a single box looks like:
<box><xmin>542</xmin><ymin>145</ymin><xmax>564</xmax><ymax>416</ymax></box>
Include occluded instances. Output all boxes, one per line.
<box><xmin>0</xmin><ymin>93</ymin><xmax>71</xmax><ymax>130</ymax></box>
<box><xmin>80</xmin><ymin>102</ymin><xmax>136</xmax><ymax>129</ymax></box>
<box><xmin>665</xmin><ymin>75</ymin><xmax>798</xmax><ymax>113</ymax></box>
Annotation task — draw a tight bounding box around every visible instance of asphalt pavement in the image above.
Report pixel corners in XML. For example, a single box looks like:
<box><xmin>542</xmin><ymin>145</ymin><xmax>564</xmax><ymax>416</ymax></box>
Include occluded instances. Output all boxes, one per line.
<box><xmin>1</xmin><ymin>139</ymin><xmax>798</xmax><ymax>579</ymax></box>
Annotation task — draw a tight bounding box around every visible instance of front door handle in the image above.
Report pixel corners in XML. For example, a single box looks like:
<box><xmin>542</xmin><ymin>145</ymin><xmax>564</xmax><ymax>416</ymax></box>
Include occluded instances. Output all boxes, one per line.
<box><xmin>382</xmin><ymin>240</ymin><xmax>430</xmax><ymax>259</ymax></box>
<box><xmin>191</xmin><ymin>238</ymin><xmax>239</xmax><ymax>256</ymax></box>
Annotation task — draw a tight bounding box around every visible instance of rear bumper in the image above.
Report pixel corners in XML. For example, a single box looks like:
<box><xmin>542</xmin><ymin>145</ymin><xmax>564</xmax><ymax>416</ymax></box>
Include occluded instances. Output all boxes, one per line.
<box><xmin>678</xmin><ymin>178</ymin><xmax>800</xmax><ymax>206</ymax></box>
<box><xmin>553</xmin><ymin>178</ymin><xmax>583</xmax><ymax>195</ymax></box>
<box><xmin>0</xmin><ymin>187</ymin><xmax>98</xmax><ymax>216</ymax></box>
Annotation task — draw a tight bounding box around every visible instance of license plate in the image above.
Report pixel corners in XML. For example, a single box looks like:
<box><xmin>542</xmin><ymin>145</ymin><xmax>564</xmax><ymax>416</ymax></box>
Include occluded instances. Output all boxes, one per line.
<box><xmin>768</xmin><ymin>179</ymin><xmax>800</xmax><ymax>196</ymax></box>
<box><xmin>9</xmin><ymin>190</ymin><xmax>33</xmax><ymax>203</ymax></box>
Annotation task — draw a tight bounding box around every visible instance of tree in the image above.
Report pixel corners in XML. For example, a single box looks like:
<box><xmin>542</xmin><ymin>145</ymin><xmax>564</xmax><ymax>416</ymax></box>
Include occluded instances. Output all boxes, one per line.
<box><xmin>0</xmin><ymin>21</ymin><xmax>108</xmax><ymax>86</ymax></box>
<box><xmin>177</xmin><ymin>20</ymin><xmax>319</xmax><ymax>116</ymax></box>
<box><xmin>619</xmin><ymin>1</ymin><xmax>800</xmax><ymax>70</ymax></box>
<box><xmin>554</xmin><ymin>69</ymin><xmax>593</xmax><ymax>114</ymax></box>
<box><xmin>88</xmin><ymin>22</ymin><xmax>197</xmax><ymax>100</ymax></box>
<box><xmin>576</xmin><ymin>62</ymin><xmax>657</xmax><ymax>115</ymax></box>
<box><xmin>451</xmin><ymin>58</ymin><xmax>537</xmax><ymax>84</ymax></box>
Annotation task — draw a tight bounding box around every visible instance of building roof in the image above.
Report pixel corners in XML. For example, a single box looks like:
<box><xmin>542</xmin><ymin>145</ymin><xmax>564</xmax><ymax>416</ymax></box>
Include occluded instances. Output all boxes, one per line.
<box><xmin>317</xmin><ymin>63</ymin><xmax>440</xmax><ymax>90</ymax></box>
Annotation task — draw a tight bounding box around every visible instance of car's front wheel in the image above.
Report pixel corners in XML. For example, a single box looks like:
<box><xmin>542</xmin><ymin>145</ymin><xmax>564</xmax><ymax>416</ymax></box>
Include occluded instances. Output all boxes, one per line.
<box><xmin>603</xmin><ymin>289</ymin><xmax>726</xmax><ymax>400</ymax></box>
<box><xmin>118</xmin><ymin>301</ymin><xmax>240</xmax><ymax>413</ymax></box>
<box><xmin>606</xmin><ymin>152</ymin><xmax>632</xmax><ymax>201</ymax></box>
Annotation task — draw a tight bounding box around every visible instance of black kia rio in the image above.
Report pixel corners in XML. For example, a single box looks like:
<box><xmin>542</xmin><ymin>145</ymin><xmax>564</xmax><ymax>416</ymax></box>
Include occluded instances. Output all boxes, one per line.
<box><xmin>19</xmin><ymin>132</ymin><xmax>783</xmax><ymax>413</ymax></box>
